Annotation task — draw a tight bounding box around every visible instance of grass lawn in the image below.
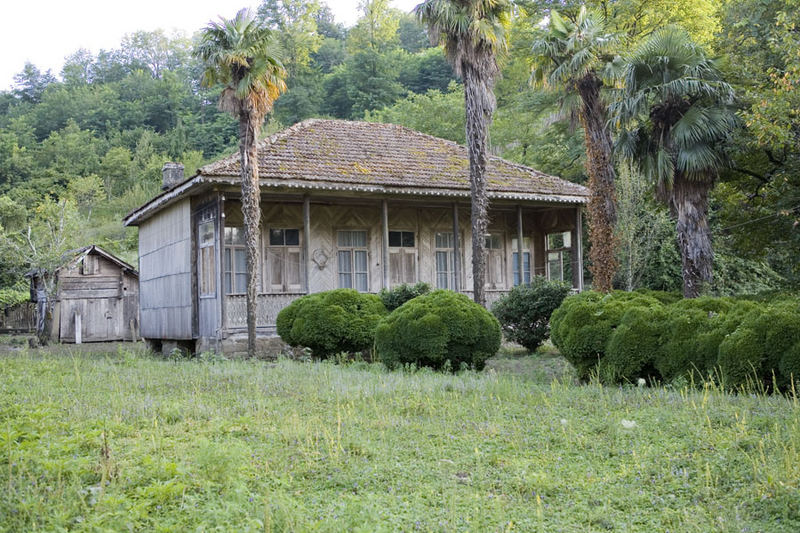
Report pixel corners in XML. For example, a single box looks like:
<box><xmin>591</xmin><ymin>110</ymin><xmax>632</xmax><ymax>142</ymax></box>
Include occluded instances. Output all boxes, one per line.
<box><xmin>1</xmin><ymin>345</ymin><xmax>799</xmax><ymax>532</ymax></box>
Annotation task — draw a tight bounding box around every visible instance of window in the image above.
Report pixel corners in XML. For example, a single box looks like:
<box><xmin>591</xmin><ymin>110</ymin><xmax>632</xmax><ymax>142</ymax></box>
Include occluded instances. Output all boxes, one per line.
<box><xmin>434</xmin><ymin>232</ymin><xmax>456</xmax><ymax>289</ymax></box>
<box><xmin>266</xmin><ymin>228</ymin><xmax>302</xmax><ymax>292</ymax></box>
<box><xmin>337</xmin><ymin>230</ymin><xmax>368</xmax><ymax>291</ymax></box>
<box><xmin>512</xmin><ymin>237</ymin><xmax>531</xmax><ymax>286</ymax></box>
<box><xmin>198</xmin><ymin>219</ymin><xmax>216</xmax><ymax>296</ymax></box>
<box><xmin>81</xmin><ymin>255</ymin><xmax>98</xmax><ymax>276</ymax></box>
<box><xmin>484</xmin><ymin>233</ymin><xmax>505</xmax><ymax>289</ymax></box>
<box><xmin>224</xmin><ymin>227</ymin><xmax>247</xmax><ymax>295</ymax></box>
<box><xmin>546</xmin><ymin>231</ymin><xmax>572</xmax><ymax>283</ymax></box>
<box><xmin>388</xmin><ymin>230</ymin><xmax>416</xmax><ymax>286</ymax></box>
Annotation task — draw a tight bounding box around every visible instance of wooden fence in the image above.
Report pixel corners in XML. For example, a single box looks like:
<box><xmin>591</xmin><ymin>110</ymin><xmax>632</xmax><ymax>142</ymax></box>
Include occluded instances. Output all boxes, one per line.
<box><xmin>0</xmin><ymin>302</ymin><xmax>36</xmax><ymax>333</ymax></box>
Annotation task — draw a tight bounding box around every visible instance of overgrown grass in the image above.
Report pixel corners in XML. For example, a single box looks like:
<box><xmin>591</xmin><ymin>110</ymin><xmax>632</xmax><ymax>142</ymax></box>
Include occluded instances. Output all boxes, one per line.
<box><xmin>1</xmin><ymin>346</ymin><xmax>799</xmax><ymax>531</ymax></box>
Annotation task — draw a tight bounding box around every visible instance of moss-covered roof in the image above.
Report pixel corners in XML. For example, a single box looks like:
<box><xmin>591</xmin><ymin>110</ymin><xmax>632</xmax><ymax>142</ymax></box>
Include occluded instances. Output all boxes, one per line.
<box><xmin>199</xmin><ymin>119</ymin><xmax>588</xmax><ymax>200</ymax></box>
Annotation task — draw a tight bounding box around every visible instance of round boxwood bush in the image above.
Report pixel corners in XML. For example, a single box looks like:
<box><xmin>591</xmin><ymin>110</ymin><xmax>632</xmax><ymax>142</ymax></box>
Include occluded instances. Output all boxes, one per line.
<box><xmin>491</xmin><ymin>277</ymin><xmax>572</xmax><ymax>352</ymax></box>
<box><xmin>550</xmin><ymin>291</ymin><xmax>661</xmax><ymax>380</ymax></box>
<box><xmin>375</xmin><ymin>290</ymin><xmax>501</xmax><ymax>371</ymax></box>
<box><xmin>604</xmin><ymin>303</ymin><xmax>666</xmax><ymax>383</ymax></box>
<box><xmin>276</xmin><ymin>289</ymin><xmax>387</xmax><ymax>358</ymax></box>
<box><xmin>378</xmin><ymin>282</ymin><xmax>430</xmax><ymax>311</ymax></box>
<box><xmin>717</xmin><ymin>325</ymin><xmax>765</xmax><ymax>390</ymax></box>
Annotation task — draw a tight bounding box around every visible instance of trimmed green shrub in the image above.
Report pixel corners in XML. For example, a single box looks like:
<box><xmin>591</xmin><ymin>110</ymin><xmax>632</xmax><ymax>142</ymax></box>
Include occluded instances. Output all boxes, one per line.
<box><xmin>717</xmin><ymin>326</ymin><xmax>765</xmax><ymax>389</ymax></box>
<box><xmin>276</xmin><ymin>289</ymin><xmax>387</xmax><ymax>358</ymax></box>
<box><xmin>604</xmin><ymin>303</ymin><xmax>666</xmax><ymax>383</ymax></box>
<box><xmin>779</xmin><ymin>343</ymin><xmax>800</xmax><ymax>390</ymax></box>
<box><xmin>550</xmin><ymin>291</ymin><xmax>661</xmax><ymax>380</ymax></box>
<box><xmin>491</xmin><ymin>277</ymin><xmax>572</xmax><ymax>352</ymax></box>
<box><xmin>375</xmin><ymin>290</ymin><xmax>501</xmax><ymax>371</ymax></box>
<box><xmin>378</xmin><ymin>282</ymin><xmax>431</xmax><ymax>311</ymax></box>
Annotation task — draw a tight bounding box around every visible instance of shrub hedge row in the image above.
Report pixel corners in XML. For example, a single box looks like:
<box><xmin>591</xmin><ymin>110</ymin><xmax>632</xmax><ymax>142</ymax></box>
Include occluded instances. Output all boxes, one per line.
<box><xmin>277</xmin><ymin>288</ymin><xmax>500</xmax><ymax>371</ymax></box>
<box><xmin>550</xmin><ymin>291</ymin><xmax>800</xmax><ymax>389</ymax></box>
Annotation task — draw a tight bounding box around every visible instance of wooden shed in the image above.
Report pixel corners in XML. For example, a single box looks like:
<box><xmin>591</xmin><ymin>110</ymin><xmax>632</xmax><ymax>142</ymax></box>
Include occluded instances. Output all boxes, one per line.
<box><xmin>123</xmin><ymin>119</ymin><xmax>589</xmax><ymax>355</ymax></box>
<box><xmin>29</xmin><ymin>245</ymin><xmax>140</xmax><ymax>343</ymax></box>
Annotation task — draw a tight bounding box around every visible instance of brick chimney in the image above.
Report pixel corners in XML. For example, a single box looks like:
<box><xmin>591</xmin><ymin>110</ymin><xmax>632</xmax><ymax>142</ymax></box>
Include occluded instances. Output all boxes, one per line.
<box><xmin>161</xmin><ymin>162</ymin><xmax>184</xmax><ymax>191</ymax></box>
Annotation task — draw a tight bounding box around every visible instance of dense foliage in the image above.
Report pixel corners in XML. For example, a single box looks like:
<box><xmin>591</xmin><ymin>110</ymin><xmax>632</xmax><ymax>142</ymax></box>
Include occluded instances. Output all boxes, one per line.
<box><xmin>378</xmin><ymin>281</ymin><xmax>430</xmax><ymax>311</ymax></box>
<box><xmin>275</xmin><ymin>289</ymin><xmax>387</xmax><ymax>358</ymax></box>
<box><xmin>550</xmin><ymin>291</ymin><xmax>800</xmax><ymax>390</ymax></box>
<box><xmin>491</xmin><ymin>277</ymin><xmax>571</xmax><ymax>351</ymax></box>
<box><xmin>375</xmin><ymin>290</ymin><xmax>501</xmax><ymax>371</ymax></box>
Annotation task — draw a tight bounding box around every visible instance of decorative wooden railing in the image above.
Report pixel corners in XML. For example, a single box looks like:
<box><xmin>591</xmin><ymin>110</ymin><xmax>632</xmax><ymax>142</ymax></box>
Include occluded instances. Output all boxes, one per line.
<box><xmin>225</xmin><ymin>293</ymin><xmax>305</xmax><ymax>330</ymax></box>
<box><xmin>225</xmin><ymin>290</ymin><xmax>511</xmax><ymax>332</ymax></box>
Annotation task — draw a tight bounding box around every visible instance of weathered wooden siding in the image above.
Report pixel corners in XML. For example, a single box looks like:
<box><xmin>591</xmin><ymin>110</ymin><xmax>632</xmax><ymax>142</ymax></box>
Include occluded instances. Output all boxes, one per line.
<box><xmin>57</xmin><ymin>253</ymin><xmax>139</xmax><ymax>342</ymax></box>
<box><xmin>139</xmin><ymin>199</ymin><xmax>192</xmax><ymax>339</ymax></box>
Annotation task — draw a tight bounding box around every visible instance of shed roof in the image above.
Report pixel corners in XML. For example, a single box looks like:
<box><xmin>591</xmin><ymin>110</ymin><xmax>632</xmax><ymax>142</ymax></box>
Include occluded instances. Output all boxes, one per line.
<box><xmin>124</xmin><ymin>119</ymin><xmax>588</xmax><ymax>226</ymax></box>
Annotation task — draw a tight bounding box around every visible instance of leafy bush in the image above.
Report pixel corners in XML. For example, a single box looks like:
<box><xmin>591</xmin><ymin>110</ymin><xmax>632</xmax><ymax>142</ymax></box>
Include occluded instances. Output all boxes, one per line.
<box><xmin>550</xmin><ymin>289</ymin><xmax>800</xmax><ymax>390</ymax></box>
<box><xmin>604</xmin><ymin>303</ymin><xmax>666</xmax><ymax>383</ymax></box>
<box><xmin>378</xmin><ymin>282</ymin><xmax>431</xmax><ymax>311</ymax></box>
<box><xmin>375</xmin><ymin>290</ymin><xmax>501</xmax><ymax>371</ymax></box>
<box><xmin>276</xmin><ymin>289</ymin><xmax>387</xmax><ymax>358</ymax></box>
<box><xmin>550</xmin><ymin>291</ymin><xmax>661</xmax><ymax>380</ymax></box>
<box><xmin>491</xmin><ymin>277</ymin><xmax>571</xmax><ymax>352</ymax></box>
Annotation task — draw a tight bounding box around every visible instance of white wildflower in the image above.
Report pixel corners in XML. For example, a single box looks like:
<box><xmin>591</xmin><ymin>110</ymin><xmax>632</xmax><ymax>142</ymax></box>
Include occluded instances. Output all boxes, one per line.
<box><xmin>560</xmin><ymin>418</ymin><xmax>568</xmax><ymax>426</ymax></box>
<box><xmin>621</xmin><ymin>419</ymin><xmax>637</xmax><ymax>429</ymax></box>
<box><xmin>637</xmin><ymin>378</ymin><xmax>646</xmax><ymax>388</ymax></box>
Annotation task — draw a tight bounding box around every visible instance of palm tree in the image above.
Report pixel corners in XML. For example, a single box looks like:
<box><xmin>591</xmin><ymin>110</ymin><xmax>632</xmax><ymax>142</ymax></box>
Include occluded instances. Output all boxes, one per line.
<box><xmin>611</xmin><ymin>27</ymin><xmax>736</xmax><ymax>298</ymax></box>
<box><xmin>196</xmin><ymin>9</ymin><xmax>287</xmax><ymax>357</ymax></box>
<box><xmin>531</xmin><ymin>7</ymin><xmax>621</xmax><ymax>293</ymax></box>
<box><xmin>414</xmin><ymin>0</ymin><xmax>511</xmax><ymax>307</ymax></box>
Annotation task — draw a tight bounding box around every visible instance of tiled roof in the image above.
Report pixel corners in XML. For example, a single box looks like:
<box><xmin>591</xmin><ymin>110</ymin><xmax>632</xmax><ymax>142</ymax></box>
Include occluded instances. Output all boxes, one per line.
<box><xmin>199</xmin><ymin>119</ymin><xmax>588</xmax><ymax>200</ymax></box>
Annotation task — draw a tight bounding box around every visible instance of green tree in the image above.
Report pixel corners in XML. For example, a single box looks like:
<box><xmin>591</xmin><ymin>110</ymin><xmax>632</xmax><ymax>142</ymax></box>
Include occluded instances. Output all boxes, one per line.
<box><xmin>612</xmin><ymin>27</ymin><xmax>736</xmax><ymax>298</ymax></box>
<box><xmin>196</xmin><ymin>8</ymin><xmax>287</xmax><ymax>357</ymax></box>
<box><xmin>366</xmin><ymin>82</ymin><xmax>465</xmax><ymax>143</ymax></box>
<box><xmin>415</xmin><ymin>0</ymin><xmax>511</xmax><ymax>307</ymax></box>
<box><xmin>531</xmin><ymin>7</ymin><xmax>620</xmax><ymax>292</ymax></box>
<box><xmin>67</xmin><ymin>174</ymin><xmax>105</xmax><ymax>219</ymax></box>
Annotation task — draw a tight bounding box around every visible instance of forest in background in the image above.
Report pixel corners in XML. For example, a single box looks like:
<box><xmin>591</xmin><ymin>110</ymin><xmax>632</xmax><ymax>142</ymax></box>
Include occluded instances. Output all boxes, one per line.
<box><xmin>0</xmin><ymin>0</ymin><xmax>798</xmax><ymax>303</ymax></box>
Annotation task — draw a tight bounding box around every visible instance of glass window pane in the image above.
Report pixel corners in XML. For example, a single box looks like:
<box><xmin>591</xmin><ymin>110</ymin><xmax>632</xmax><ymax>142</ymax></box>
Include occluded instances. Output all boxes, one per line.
<box><xmin>339</xmin><ymin>274</ymin><xmax>352</xmax><ymax>288</ymax></box>
<box><xmin>285</xmin><ymin>229</ymin><xmax>300</xmax><ymax>246</ymax></box>
<box><xmin>338</xmin><ymin>250</ymin><xmax>352</xmax><ymax>274</ymax></box>
<box><xmin>354</xmin><ymin>250</ymin><xmax>368</xmax><ymax>272</ymax></box>
<box><xmin>225</xmin><ymin>227</ymin><xmax>244</xmax><ymax>245</ymax></box>
<box><xmin>337</xmin><ymin>231</ymin><xmax>351</xmax><ymax>247</ymax></box>
<box><xmin>225</xmin><ymin>248</ymin><xmax>232</xmax><ymax>272</ymax></box>
<box><xmin>235</xmin><ymin>249</ymin><xmax>246</xmax><ymax>273</ymax></box>
<box><xmin>235</xmin><ymin>273</ymin><xmax>247</xmax><ymax>293</ymax></box>
<box><xmin>352</xmin><ymin>231</ymin><xmax>367</xmax><ymax>247</ymax></box>
<box><xmin>355</xmin><ymin>273</ymin><xmax>368</xmax><ymax>292</ymax></box>
<box><xmin>225</xmin><ymin>273</ymin><xmax>232</xmax><ymax>295</ymax></box>
<box><xmin>563</xmin><ymin>232</ymin><xmax>571</xmax><ymax>249</ymax></box>
<box><xmin>269</xmin><ymin>229</ymin><xmax>284</xmax><ymax>246</ymax></box>
<box><xmin>436</xmin><ymin>232</ymin><xmax>453</xmax><ymax>249</ymax></box>
<box><xmin>402</xmin><ymin>231</ymin><xmax>415</xmax><ymax>248</ymax></box>
<box><xmin>200</xmin><ymin>222</ymin><xmax>215</xmax><ymax>246</ymax></box>
<box><xmin>388</xmin><ymin>231</ymin><xmax>402</xmax><ymax>247</ymax></box>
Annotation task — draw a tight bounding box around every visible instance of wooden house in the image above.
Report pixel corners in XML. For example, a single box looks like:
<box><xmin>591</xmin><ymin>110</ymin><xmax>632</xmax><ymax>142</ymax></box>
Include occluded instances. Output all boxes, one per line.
<box><xmin>123</xmin><ymin>119</ymin><xmax>589</xmax><ymax>355</ymax></box>
<box><xmin>29</xmin><ymin>245</ymin><xmax>140</xmax><ymax>343</ymax></box>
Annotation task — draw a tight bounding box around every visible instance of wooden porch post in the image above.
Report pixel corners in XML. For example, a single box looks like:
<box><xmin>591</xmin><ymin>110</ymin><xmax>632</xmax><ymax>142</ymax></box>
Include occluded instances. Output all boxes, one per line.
<box><xmin>303</xmin><ymin>195</ymin><xmax>311</xmax><ymax>293</ymax></box>
<box><xmin>382</xmin><ymin>199</ymin><xmax>389</xmax><ymax>289</ymax></box>
<box><xmin>219</xmin><ymin>193</ymin><xmax>226</xmax><ymax>334</ymax></box>
<box><xmin>452</xmin><ymin>202</ymin><xmax>461</xmax><ymax>292</ymax></box>
<box><xmin>516</xmin><ymin>205</ymin><xmax>524</xmax><ymax>286</ymax></box>
<box><xmin>572</xmin><ymin>207</ymin><xmax>584</xmax><ymax>291</ymax></box>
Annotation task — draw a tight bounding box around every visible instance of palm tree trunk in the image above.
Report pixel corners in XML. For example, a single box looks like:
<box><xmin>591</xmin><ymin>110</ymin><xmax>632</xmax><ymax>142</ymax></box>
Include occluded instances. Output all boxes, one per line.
<box><xmin>578</xmin><ymin>75</ymin><xmax>618</xmax><ymax>293</ymax></box>
<box><xmin>239</xmin><ymin>112</ymin><xmax>261</xmax><ymax>358</ymax></box>
<box><xmin>671</xmin><ymin>177</ymin><xmax>713</xmax><ymax>298</ymax></box>
<box><xmin>463</xmin><ymin>63</ymin><xmax>492</xmax><ymax>307</ymax></box>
